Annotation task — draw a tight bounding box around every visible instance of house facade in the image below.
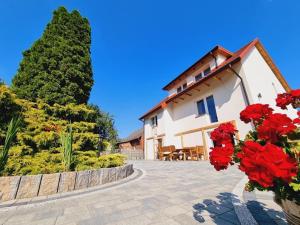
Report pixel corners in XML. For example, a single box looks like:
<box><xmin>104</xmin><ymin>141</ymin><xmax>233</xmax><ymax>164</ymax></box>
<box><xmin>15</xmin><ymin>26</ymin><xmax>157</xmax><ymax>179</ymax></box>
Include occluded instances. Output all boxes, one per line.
<box><xmin>140</xmin><ymin>39</ymin><xmax>297</xmax><ymax>160</ymax></box>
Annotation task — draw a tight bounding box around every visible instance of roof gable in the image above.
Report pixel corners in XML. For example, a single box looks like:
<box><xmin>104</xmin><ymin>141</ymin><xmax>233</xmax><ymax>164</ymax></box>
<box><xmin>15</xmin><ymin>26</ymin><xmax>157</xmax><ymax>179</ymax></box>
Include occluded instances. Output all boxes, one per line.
<box><xmin>140</xmin><ymin>39</ymin><xmax>291</xmax><ymax>120</ymax></box>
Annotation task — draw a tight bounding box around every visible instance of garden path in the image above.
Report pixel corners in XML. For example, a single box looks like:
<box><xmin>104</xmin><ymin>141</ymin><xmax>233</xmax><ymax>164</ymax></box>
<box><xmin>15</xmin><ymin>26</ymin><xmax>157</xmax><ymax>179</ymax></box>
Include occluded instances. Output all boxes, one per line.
<box><xmin>0</xmin><ymin>161</ymin><xmax>249</xmax><ymax>225</ymax></box>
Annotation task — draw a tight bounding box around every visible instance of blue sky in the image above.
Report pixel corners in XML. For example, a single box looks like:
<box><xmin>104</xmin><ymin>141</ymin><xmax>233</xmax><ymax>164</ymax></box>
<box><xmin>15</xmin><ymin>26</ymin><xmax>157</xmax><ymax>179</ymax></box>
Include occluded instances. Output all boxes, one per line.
<box><xmin>0</xmin><ymin>0</ymin><xmax>299</xmax><ymax>138</ymax></box>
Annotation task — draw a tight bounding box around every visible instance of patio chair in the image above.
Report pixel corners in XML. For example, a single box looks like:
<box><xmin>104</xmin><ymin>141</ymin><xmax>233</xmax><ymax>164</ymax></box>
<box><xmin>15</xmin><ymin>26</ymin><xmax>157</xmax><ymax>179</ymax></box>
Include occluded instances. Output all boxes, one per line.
<box><xmin>196</xmin><ymin>146</ymin><xmax>205</xmax><ymax>160</ymax></box>
<box><xmin>158</xmin><ymin>146</ymin><xmax>174</xmax><ymax>161</ymax></box>
<box><xmin>187</xmin><ymin>146</ymin><xmax>205</xmax><ymax>161</ymax></box>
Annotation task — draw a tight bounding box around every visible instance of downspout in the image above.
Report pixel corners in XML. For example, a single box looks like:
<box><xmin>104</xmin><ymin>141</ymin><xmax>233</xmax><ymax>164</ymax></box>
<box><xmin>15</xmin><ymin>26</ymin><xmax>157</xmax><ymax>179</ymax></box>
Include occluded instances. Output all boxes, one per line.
<box><xmin>228</xmin><ymin>64</ymin><xmax>251</xmax><ymax>106</ymax></box>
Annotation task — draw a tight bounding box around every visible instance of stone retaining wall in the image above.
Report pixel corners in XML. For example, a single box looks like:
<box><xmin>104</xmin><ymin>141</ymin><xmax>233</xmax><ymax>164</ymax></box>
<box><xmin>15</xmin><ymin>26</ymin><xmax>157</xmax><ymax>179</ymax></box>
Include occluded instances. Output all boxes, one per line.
<box><xmin>0</xmin><ymin>164</ymin><xmax>133</xmax><ymax>202</ymax></box>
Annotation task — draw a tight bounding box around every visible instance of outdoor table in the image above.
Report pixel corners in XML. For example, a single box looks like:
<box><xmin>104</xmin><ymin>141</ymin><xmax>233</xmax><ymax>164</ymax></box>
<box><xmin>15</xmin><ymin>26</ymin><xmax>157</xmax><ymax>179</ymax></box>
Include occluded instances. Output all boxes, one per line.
<box><xmin>175</xmin><ymin>148</ymin><xmax>192</xmax><ymax>160</ymax></box>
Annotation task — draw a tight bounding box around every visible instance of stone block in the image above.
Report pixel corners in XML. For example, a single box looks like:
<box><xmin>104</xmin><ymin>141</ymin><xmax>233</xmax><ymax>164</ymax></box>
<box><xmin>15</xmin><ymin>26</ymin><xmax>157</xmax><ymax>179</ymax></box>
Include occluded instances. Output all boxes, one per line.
<box><xmin>74</xmin><ymin>170</ymin><xmax>90</xmax><ymax>190</ymax></box>
<box><xmin>16</xmin><ymin>175</ymin><xmax>42</xmax><ymax>199</ymax></box>
<box><xmin>0</xmin><ymin>176</ymin><xmax>21</xmax><ymax>201</ymax></box>
<box><xmin>121</xmin><ymin>165</ymin><xmax>127</xmax><ymax>178</ymax></box>
<box><xmin>38</xmin><ymin>173</ymin><xmax>60</xmax><ymax>196</ymax></box>
<box><xmin>126</xmin><ymin>164</ymin><xmax>133</xmax><ymax>177</ymax></box>
<box><xmin>89</xmin><ymin>169</ymin><xmax>102</xmax><ymax>187</ymax></box>
<box><xmin>116</xmin><ymin>167</ymin><xmax>122</xmax><ymax>180</ymax></box>
<box><xmin>108</xmin><ymin>167</ymin><xmax>116</xmax><ymax>182</ymax></box>
<box><xmin>101</xmin><ymin>168</ymin><xmax>110</xmax><ymax>184</ymax></box>
<box><xmin>58</xmin><ymin>172</ymin><xmax>76</xmax><ymax>193</ymax></box>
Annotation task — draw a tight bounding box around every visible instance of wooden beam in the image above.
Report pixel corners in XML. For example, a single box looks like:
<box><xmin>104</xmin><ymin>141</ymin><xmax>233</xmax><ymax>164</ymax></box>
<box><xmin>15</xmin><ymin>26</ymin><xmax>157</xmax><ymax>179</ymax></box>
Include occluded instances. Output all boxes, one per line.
<box><xmin>195</xmin><ymin>88</ymin><xmax>201</xmax><ymax>92</ymax></box>
<box><xmin>213</xmin><ymin>76</ymin><xmax>222</xmax><ymax>81</ymax></box>
<box><xmin>179</xmin><ymin>97</ymin><xmax>184</xmax><ymax>100</ymax></box>
<box><xmin>185</xmin><ymin>93</ymin><xmax>192</xmax><ymax>96</ymax></box>
<box><xmin>204</xmin><ymin>82</ymin><xmax>210</xmax><ymax>87</ymax></box>
<box><xmin>175</xmin><ymin>120</ymin><xmax>236</xmax><ymax>136</ymax></box>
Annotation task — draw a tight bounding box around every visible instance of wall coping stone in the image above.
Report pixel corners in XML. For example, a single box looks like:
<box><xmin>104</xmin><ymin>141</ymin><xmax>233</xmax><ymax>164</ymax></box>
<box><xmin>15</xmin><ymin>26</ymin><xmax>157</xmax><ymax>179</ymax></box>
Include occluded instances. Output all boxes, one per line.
<box><xmin>0</xmin><ymin>164</ymin><xmax>134</xmax><ymax>203</ymax></box>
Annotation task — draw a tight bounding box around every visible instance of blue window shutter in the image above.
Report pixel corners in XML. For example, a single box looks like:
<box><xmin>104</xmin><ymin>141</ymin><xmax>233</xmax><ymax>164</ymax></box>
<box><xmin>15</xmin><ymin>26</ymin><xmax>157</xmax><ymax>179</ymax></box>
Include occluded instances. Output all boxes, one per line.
<box><xmin>206</xmin><ymin>95</ymin><xmax>218</xmax><ymax>123</ymax></box>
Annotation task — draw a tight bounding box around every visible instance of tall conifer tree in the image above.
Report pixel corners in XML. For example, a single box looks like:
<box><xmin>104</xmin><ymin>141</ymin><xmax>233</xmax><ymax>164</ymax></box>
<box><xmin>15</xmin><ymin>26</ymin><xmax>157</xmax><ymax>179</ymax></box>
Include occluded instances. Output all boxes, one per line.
<box><xmin>12</xmin><ymin>7</ymin><xmax>93</xmax><ymax>105</ymax></box>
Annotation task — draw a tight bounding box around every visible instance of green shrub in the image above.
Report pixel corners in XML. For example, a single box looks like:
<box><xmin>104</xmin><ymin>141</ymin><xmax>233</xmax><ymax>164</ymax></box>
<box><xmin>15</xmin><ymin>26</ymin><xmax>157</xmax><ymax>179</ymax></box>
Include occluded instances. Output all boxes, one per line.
<box><xmin>0</xmin><ymin>89</ymin><xmax>118</xmax><ymax>175</ymax></box>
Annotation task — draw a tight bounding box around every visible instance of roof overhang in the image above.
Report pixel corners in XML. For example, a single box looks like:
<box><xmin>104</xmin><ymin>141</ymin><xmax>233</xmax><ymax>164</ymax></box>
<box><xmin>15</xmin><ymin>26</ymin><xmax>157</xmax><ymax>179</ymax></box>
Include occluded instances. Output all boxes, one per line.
<box><xmin>140</xmin><ymin>38</ymin><xmax>291</xmax><ymax>120</ymax></box>
<box><xmin>162</xmin><ymin>46</ymin><xmax>233</xmax><ymax>91</ymax></box>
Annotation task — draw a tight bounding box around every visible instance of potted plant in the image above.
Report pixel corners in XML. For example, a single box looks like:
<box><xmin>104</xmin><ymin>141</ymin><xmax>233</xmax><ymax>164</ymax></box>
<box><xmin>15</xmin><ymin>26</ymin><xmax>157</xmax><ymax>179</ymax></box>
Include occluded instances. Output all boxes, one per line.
<box><xmin>209</xmin><ymin>89</ymin><xmax>300</xmax><ymax>225</ymax></box>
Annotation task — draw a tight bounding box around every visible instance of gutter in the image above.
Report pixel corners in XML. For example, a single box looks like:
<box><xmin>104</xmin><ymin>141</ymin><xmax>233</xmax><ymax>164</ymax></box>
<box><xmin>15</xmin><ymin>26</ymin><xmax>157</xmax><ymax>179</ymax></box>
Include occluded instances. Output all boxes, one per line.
<box><xmin>228</xmin><ymin>64</ymin><xmax>251</xmax><ymax>106</ymax></box>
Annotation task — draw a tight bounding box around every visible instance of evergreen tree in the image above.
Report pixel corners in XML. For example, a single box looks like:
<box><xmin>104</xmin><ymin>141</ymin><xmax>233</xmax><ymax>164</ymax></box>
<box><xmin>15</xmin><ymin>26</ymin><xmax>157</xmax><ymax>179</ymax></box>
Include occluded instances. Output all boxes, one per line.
<box><xmin>12</xmin><ymin>6</ymin><xmax>93</xmax><ymax>105</ymax></box>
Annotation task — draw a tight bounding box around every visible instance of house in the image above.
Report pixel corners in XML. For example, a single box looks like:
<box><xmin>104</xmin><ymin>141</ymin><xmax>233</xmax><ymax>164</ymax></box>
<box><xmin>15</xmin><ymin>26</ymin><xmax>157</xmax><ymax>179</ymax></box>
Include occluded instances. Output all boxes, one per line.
<box><xmin>117</xmin><ymin>128</ymin><xmax>144</xmax><ymax>151</ymax></box>
<box><xmin>139</xmin><ymin>38</ymin><xmax>297</xmax><ymax>160</ymax></box>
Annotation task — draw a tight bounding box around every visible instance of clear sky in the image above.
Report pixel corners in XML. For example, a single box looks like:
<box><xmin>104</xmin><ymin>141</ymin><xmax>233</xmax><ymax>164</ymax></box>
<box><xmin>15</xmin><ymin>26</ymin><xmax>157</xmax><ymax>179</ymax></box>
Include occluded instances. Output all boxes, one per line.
<box><xmin>0</xmin><ymin>0</ymin><xmax>299</xmax><ymax>138</ymax></box>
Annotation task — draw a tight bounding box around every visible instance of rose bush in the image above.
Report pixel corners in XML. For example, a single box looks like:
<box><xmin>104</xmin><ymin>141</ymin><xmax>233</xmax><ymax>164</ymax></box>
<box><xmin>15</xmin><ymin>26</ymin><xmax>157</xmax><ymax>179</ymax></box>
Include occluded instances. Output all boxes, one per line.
<box><xmin>209</xmin><ymin>89</ymin><xmax>300</xmax><ymax>203</ymax></box>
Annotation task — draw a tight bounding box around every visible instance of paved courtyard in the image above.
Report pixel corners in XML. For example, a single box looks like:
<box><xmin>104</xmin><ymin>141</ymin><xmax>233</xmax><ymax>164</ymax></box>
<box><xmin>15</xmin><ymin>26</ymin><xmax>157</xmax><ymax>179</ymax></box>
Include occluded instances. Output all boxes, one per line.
<box><xmin>0</xmin><ymin>161</ymin><xmax>245</xmax><ymax>225</ymax></box>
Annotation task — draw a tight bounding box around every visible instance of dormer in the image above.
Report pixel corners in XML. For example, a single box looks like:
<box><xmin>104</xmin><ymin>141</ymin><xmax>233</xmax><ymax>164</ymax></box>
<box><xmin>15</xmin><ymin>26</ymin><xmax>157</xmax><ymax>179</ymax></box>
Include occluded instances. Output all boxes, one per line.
<box><xmin>164</xmin><ymin>46</ymin><xmax>232</xmax><ymax>96</ymax></box>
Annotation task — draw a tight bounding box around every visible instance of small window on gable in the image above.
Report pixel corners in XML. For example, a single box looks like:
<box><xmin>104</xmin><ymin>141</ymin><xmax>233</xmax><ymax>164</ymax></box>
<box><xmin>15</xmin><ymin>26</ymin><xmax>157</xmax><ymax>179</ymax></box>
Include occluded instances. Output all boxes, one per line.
<box><xmin>151</xmin><ymin>116</ymin><xmax>158</xmax><ymax>127</ymax></box>
<box><xmin>203</xmin><ymin>67</ymin><xmax>211</xmax><ymax>76</ymax></box>
<box><xmin>195</xmin><ymin>73</ymin><xmax>202</xmax><ymax>82</ymax></box>
<box><xmin>182</xmin><ymin>83</ymin><xmax>187</xmax><ymax>90</ymax></box>
<box><xmin>196</xmin><ymin>99</ymin><xmax>206</xmax><ymax>116</ymax></box>
<box><xmin>177</xmin><ymin>86</ymin><xmax>182</xmax><ymax>93</ymax></box>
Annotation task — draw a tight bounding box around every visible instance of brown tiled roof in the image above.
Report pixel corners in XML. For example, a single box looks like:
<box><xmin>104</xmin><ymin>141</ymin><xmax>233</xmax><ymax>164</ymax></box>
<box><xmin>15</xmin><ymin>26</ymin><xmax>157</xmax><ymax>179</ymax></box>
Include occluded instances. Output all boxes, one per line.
<box><xmin>162</xmin><ymin>45</ymin><xmax>233</xmax><ymax>91</ymax></box>
<box><xmin>118</xmin><ymin>128</ymin><xmax>143</xmax><ymax>143</ymax></box>
<box><xmin>139</xmin><ymin>38</ymin><xmax>290</xmax><ymax>120</ymax></box>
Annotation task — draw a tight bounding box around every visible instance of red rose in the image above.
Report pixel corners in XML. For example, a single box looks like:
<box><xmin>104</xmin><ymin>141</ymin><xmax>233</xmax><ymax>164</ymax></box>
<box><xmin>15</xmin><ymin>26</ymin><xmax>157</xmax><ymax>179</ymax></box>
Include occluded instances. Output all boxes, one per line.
<box><xmin>257</xmin><ymin>113</ymin><xmax>297</xmax><ymax>143</ymax></box>
<box><xmin>209</xmin><ymin>144</ymin><xmax>234</xmax><ymax>171</ymax></box>
<box><xmin>210</xmin><ymin>122</ymin><xmax>236</xmax><ymax>146</ymax></box>
<box><xmin>240</xmin><ymin>104</ymin><xmax>273</xmax><ymax>124</ymax></box>
<box><xmin>238</xmin><ymin>141</ymin><xmax>298</xmax><ymax>188</ymax></box>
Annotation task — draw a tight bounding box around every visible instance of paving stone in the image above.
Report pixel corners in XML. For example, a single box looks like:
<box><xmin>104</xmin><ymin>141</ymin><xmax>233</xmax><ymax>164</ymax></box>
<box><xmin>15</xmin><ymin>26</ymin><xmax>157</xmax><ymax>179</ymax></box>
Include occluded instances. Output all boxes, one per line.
<box><xmin>16</xmin><ymin>175</ymin><xmax>42</xmax><ymax>199</ymax></box>
<box><xmin>0</xmin><ymin>176</ymin><xmax>21</xmax><ymax>201</ymax></box>
<box><xmin>38</xmin><ymin>173</ymin><xmax>60</xmax><ymax>196</ymax></box>
<box><xmin>58</xmin><ymin>171</ymin><xmax>76</xmax><ymax>193</ymax></box>
<box><xmin>0</xmin><ymin>161</ymin><xmax>245</xmax><ymax>225</ymax></box>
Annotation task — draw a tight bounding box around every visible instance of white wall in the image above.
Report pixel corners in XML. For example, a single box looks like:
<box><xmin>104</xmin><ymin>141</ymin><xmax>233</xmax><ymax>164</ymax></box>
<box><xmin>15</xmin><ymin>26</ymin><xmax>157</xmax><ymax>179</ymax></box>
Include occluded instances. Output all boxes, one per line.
<box><xmin>240</xmin><ymin>47</ymin><xmax>297</xmax><ymax>118</ymax></box>
<box><xmin>170</xmin><ymin>71</ymin><xmax>252</xmax><ymax>141</ymax></box>
<box><xmin>144</xmin><ymin>70</ymin><xmax>253</xmax><ymax>159</ymax></box>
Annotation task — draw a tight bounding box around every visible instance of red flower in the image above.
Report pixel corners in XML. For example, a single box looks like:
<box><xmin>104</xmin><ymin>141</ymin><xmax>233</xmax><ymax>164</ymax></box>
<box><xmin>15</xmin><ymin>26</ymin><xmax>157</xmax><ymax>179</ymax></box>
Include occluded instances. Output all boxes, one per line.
<box><xmin>209</xmin><ymin>144</ymin><xmax>234</xmax><ymax>171</ymax></box>
<box><xmin>293</xmin><ymin>111</ymin><xmax>300</xmax><ymax>125</ymax></box>
<box><xmin>291</xmin><ymin>89</ymin><xmax>300</xmax><ymax>98</ymax></box>
<box><xmin>240</xmin><ymin>104</ymin><xmax>273</xmax><ymax>124</ymax></box>
<box><xmin>257</xmin><ymin>113</ymin><xmax>297</xmax><ymax>143</ymax></box>
<box><xmin>238</xmin><ymin>141</ymin><xmax>298</xmax><ymax>188</ymax></box>
<box><xmin>210</xmin><ymin>122</ymin><xmax>236</xmax><ymax>146</ymax></box>
<box><xmin>276</xmin><ymin>93</ymin><xmax>293</xmax><ymax>109</ymax></box>
<box><xmin>276</xmin><ymin>89</ymin><xmax>300</xmax><ymax>109</ymax></box>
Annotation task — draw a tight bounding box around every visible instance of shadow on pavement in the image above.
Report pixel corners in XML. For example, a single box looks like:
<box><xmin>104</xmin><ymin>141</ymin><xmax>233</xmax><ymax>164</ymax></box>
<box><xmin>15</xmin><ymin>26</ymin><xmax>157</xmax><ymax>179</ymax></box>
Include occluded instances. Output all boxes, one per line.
<box><xmin>246</xmin><ymin>200</ymin><xmax>287</xmax><ymax>225</ymax></box>
<box><xmin>193</xmin><ymin>192</ymin><xmax>240</xmax><ymax>224</ymax></box>
<box><xmin>192</xmin><ymin>191</ymin><xmax>287</xmax><ymax>225</ymax></box>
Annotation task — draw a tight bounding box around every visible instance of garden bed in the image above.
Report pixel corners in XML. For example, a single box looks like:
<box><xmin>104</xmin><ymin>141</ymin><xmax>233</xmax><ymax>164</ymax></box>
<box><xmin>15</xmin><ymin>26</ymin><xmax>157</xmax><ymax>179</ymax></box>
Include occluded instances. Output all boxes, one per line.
<box><xmin>0</xmin><ymin>164</ymin><xmax>133</xmax><ymax>202</ymax></box>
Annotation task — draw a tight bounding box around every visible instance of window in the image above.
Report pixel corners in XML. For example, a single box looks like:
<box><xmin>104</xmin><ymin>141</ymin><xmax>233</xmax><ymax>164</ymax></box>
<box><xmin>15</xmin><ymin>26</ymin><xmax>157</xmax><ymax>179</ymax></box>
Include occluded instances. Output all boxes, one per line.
<box><xmin>182</xmin><ymin>83</ymin><xmax>187</xmax><ymax>90</ymax></box>
<box><xmin>206</xmin><ymin>95</ymin><xmax>218</xmax><ymax>123</ymax></box>
<box><xmin>196</xmin><ymin>99</ymin><xmax>206</xmax><ymax>116</ymax></box>
<box><xmin>177</xmin><ymin>86</ymin><xmax>182</xmax><ymax>93</ymax></box>
<box><xmin>151</xmin><ymin>116</ymin><xmax>158</xmax><ymax>127</ymax></box>
<box><xmin>195</xmin><ymin>73</ymin><xmax>202</xmax><ymax>82</ymax></box>
<box><xmin>203</xmin><ymin>67</ymin><xmax>211</xmax><ymax>76</ymax></box>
